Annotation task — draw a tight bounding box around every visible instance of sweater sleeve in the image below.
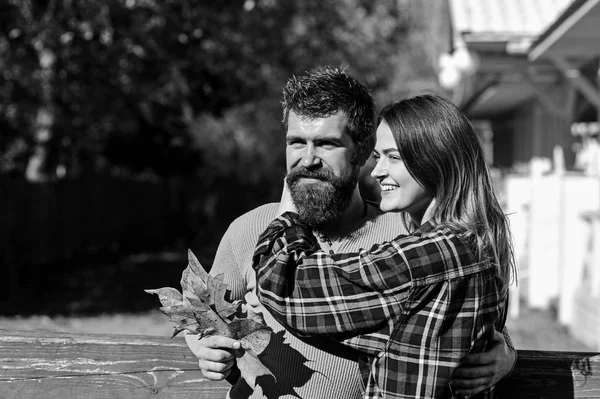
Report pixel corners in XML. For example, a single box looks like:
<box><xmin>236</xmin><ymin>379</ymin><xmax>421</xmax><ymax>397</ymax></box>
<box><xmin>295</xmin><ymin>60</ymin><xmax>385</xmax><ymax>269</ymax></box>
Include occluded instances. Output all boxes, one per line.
<box><xmin>210</xmin><ymin>222</ymin><xmax>248</xmax><ymax>302</ymax></box>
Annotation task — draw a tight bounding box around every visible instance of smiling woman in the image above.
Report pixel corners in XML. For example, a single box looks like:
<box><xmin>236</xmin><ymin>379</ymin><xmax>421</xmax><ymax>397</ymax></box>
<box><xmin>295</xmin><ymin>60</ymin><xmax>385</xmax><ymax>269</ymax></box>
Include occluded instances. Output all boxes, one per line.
<box><xmin>371</xmin><ymin>121</ymin><xmax>432</xmax><ymax>222</ymax></box>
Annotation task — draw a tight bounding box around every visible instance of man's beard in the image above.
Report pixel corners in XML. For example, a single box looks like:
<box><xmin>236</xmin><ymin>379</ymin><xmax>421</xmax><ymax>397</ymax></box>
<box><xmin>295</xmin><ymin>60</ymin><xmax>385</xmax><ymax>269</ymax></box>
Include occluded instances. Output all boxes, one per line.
<box><xmin>286</xmin><ymin>166</ymin><xmax>358</xmax><ymax>228</ymax></box>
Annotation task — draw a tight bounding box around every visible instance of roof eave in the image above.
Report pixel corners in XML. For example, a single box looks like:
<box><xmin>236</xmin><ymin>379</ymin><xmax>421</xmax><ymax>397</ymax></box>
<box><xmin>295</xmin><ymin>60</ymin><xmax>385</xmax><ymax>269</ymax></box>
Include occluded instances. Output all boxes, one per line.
<box><xmin>529</xmin><ymin>0</ymin><xmax>600</xmax><ymax>61</ymax></box>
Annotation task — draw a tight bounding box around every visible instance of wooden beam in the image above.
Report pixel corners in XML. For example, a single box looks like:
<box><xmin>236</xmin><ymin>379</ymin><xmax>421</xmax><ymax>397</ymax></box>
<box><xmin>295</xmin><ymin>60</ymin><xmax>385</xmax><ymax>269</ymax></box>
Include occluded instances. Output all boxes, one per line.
<box><xmin>0</xmin><ymin>329</ymin><xmax>230</xmax><ymax>399</ymax></box>
<box><xmin>550</xmin><ymin>55</ymin><xmax>600</xmax><ymax>112</ymax></box>
<box><xmin>1</xmin><ymin>329</ymin><xmax>600</xmax><ymax>398</ymax></box>
<box><xmin>498</xmin><ymin>350</ymin><xmax>600</xmax><ymax>398</ymax></box>
<box><xmin>529</xmin><ymin>0</ymin><xmax>600</xmax><ymax>61</ymax></box>
<box><xmin>513</xmin><ymin>65</ymin><xmax>571</xmax><ymax>118</ymax></box>
<box><xmin>476</xmin><ymin>55</ymin><xmax>556</xmax><ymax>75</ymax></box>
<box><xmin>461</xmin><ymin>74</ymin><xmax>500</xmax><ymax>114</ymax></box>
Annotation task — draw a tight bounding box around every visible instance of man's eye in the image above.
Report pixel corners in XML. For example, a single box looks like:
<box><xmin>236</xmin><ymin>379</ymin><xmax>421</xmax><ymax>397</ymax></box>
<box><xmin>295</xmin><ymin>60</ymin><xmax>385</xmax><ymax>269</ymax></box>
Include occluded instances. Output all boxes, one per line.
<box><xmin>372</xmin><ymin>153</ymin><xmax>380</xmax><ymax>160</ymax></box>
<box><xmin>321</xmin><ymin>143</ymin><xmax>337</xmax><ymax>150</ymax></box>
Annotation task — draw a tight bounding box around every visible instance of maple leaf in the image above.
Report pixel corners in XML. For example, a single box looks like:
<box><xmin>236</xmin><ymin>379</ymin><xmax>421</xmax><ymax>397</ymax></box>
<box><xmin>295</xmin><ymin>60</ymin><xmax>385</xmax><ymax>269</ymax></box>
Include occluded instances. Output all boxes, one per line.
<box><xmin>145</xmin><ymin>249</ymin><xmax>275</xmax><ymax>388</ymax></box>
<box><xmin>209</xmin><ymin>273</ymin><xmax>239</xmax><ymax>319</ymax></box>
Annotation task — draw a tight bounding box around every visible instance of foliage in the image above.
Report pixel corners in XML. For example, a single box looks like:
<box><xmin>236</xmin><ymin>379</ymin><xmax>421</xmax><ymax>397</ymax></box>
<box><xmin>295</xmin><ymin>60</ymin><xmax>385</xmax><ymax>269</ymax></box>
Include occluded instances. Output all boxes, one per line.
<box><xmin>0</xmin><ymin>0</ymin><xmax>442</xmax><ymax>180</ymax></box>
<box><xmin>146</xmin><ymin>249</ymin><xmax>274</xmax><ymax>388</ymax></box>
<box><xmin>0</xmin><ymin>0</ymin><xmax>446</xmax><ymax>304</ymax></box>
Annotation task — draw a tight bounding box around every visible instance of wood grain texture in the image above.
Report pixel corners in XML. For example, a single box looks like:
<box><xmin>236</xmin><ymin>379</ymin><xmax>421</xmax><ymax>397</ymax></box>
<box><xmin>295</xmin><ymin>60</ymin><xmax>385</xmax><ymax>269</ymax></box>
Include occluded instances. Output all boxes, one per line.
<box><xmin>0</xmin><ymin>329</ymin><xmax>230</xmax><ymax>399</ymax></box>
<box><xmin>1</xmin><ymin>329</ymin><xmax>599</xmax><ymax>398</ymax></box>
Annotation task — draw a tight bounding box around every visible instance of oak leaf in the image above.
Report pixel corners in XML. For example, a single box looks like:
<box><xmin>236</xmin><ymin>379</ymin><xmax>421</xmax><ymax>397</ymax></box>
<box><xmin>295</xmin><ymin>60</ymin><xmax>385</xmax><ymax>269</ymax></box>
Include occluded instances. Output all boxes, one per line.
<box><xmin>146</xmin><ymin>249</ymin><xmax>275</xmax><ymax>387</ymax></box>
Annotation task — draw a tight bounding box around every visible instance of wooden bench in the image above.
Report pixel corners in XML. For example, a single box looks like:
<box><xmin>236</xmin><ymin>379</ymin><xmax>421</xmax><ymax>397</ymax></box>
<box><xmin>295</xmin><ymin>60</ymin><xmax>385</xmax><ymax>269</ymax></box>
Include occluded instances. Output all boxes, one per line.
<box><xmin>1</xmin><ymin>329</ymin><xmax>598</xmax><ymax>398</ymax></box>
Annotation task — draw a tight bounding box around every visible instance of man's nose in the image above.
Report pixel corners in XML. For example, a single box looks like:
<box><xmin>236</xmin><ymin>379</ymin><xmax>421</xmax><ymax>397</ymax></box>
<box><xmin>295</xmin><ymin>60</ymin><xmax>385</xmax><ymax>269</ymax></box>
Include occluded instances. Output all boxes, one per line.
<box><xmin>302</xmin><ymin>146</ymin><xmax>321</xmax><ymax>168</ymax></box>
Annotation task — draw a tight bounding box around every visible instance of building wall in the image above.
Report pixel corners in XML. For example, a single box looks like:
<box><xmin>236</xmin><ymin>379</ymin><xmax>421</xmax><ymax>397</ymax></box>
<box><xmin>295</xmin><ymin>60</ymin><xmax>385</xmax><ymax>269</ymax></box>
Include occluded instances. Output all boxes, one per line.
<box><xmin>491</xmin><ymin>83</ymin><xmax>576</xmax><ymax>172</ymax></box>
<box><xmin>489</xmin><ymin>76</ymin><xmax>600</xmax><ymax>347</ymax></box>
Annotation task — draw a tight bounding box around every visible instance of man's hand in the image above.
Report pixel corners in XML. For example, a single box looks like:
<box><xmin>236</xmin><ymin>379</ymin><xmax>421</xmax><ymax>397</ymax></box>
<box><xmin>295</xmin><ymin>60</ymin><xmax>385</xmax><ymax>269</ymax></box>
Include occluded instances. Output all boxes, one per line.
<box><xmin>277</xmin><ymin>179</ymin><xmax>297</xmax><ymax>216</ymax></box>
<box><xmin>450</xmin><ymin>329</ymin><xmax>516</xmax><ymax>396</ymax></box>
<box><xmin>184</xmin><ymin>333</ymin><xmax>241</xmax><ymax>381</ymax></box>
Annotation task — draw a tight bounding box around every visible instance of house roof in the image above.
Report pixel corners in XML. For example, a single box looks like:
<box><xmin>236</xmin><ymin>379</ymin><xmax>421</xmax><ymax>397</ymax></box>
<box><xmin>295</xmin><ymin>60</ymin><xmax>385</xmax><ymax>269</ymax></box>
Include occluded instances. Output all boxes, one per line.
<box><xmin>450</xmin><ymin>0</ymin><xmax>574</xmax><ymax>42</ymax></box>
<box><xmin>448</xmin><ymin>0</ymin><xmax>580</xmax><ymax>118</ymax></box>
<box><xmin>529</xmin><ymin>0</ymin><xmax>600</xmax><ymax>60</ymax></box>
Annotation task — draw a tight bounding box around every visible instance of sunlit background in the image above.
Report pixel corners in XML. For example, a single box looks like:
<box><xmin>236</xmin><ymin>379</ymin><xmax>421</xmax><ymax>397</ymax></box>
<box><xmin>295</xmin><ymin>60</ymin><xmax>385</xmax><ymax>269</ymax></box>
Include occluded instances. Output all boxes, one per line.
<box><xmin>1</xmin><ymin>0</ymin><xmax>599</xmax><ymax>352</ymax></box>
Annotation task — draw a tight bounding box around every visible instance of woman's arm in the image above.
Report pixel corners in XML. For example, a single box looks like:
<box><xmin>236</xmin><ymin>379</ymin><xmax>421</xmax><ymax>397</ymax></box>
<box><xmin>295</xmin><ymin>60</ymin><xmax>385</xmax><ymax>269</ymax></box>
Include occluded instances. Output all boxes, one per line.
<box><xmin>252</xmin><ymin>212</ymin><xmax>418</xmax><ymax>337</ymax></box>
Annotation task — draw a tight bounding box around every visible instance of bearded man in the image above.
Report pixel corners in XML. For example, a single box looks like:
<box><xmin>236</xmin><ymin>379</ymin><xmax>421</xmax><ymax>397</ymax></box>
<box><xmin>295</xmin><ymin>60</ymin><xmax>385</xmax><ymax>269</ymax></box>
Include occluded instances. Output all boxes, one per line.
<box><xmin>185</xmin><ymin>66</ymin><xmax>516</xmax><ymax>399</ymax></box>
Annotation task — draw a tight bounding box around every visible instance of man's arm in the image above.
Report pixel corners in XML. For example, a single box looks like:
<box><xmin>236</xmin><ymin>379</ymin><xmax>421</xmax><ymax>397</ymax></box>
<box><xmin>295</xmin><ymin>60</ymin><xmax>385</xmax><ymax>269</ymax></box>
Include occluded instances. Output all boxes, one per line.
<box><xmin>205</xmin><ymin>224</ymin><xmax>248</xmax><ymax>301</ymax></box>
<box><xmin>450</xmin><ymin>326</ymin><xmax>517</xmax><ymax>396</ymax></box>
<box><xmin>186</xmin><ymin>223</ymin><xmax>246</xmax><ymax>382</ymax></box>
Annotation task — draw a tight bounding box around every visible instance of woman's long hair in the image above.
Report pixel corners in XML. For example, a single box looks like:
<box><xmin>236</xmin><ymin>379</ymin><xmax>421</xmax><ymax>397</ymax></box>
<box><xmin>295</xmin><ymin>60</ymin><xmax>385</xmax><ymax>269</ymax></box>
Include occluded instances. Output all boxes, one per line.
<box><xmin>378</xmin><ymin>93</ymin><xmax>516</xmax><ymax>291</ymax></box>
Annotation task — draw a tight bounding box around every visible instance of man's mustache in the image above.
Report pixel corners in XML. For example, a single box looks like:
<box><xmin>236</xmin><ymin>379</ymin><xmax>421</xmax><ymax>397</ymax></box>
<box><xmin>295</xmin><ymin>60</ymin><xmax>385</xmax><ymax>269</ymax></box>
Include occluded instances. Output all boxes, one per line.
<box><xmin>287</xmin><ymin>167</ymin><xmax>335</xmax><ymax>182</ymax></box>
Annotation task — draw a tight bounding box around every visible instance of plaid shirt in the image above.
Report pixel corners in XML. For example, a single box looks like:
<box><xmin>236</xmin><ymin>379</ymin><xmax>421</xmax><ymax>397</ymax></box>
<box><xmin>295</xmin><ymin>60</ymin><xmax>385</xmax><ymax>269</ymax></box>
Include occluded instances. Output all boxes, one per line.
<box><xmin>252</xmin><ymin>212</ymin><xmax>508</xmax><ymax>399</ymax></box>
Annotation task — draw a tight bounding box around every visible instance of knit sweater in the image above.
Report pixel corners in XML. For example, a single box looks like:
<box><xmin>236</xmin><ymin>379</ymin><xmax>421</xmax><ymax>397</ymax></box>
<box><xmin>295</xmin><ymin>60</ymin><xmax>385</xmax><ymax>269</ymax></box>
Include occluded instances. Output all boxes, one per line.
<box><xmin>210</xmin><ymin>202</ymin><xmax>408</xmax><ymax>399</ymax></box>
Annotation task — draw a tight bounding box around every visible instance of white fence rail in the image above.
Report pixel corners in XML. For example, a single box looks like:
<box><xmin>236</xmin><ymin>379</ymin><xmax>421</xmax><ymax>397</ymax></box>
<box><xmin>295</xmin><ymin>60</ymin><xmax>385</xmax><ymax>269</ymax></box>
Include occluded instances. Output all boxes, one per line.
<box><xmin>504</xmin><ymin>171</ymin><xmax>600</xmax><ymax>350</ymax></box>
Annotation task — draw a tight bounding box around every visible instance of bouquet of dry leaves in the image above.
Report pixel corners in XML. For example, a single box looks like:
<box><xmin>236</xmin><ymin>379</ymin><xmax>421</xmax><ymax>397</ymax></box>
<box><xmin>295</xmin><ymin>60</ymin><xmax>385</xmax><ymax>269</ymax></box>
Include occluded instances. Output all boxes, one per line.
<box><xmin>146</xmin><ymin>250</ymin><xmax>274</xmax><ymax>387</ymax></box>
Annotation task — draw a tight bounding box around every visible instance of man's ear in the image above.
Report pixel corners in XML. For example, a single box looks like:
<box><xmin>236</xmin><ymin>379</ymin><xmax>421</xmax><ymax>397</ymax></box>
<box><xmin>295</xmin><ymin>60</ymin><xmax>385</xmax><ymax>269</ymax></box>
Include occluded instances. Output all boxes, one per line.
<box><xmin>354</xmin><ymin>144</ymin><xmax>372</xmax><ymax>167</ymax></box>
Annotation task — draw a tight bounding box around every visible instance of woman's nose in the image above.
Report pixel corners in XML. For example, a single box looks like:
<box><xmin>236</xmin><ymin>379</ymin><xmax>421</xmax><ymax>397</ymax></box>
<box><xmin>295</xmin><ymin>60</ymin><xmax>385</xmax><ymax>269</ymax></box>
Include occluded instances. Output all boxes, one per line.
<box><xmin>371</xmin><ymin>159</ymin><xmax>386</xmax><ymax>178</ymax></box>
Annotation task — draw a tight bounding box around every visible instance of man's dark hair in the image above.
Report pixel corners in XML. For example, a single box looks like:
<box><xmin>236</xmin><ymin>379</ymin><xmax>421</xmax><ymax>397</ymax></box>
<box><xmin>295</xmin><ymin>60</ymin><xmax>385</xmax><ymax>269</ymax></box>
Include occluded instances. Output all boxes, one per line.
<box><xmin>281</xmin><ymin>66</ymin><xmax>375</xmax><ymax>164</ymax></box>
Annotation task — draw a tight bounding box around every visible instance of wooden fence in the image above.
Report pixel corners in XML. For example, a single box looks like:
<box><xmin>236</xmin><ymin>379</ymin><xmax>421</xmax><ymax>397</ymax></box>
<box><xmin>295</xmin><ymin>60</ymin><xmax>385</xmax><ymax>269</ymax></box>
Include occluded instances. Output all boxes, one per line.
<box><xmin>0</xmin><ymin>329</ymin><xmax>599</xmax><ymax>399</ymax></box>
<box><xmin>0</xmin><ymin>174</ymin><xmax>278</xmax><ymax>301</ymax></box>
<box><xmin>504</xmin><ymin>173</ymin><xmax>600</xmax><ymax>350</ymax></box>
<box><xmin>0</xmin><ymin>175</ymin><xmax>177</xmax><ymax>267</ymax></box>
<box><xmin>0</xmin><ymin>174</ymin><xmax>218</xmax><ymax>302</ymax></box>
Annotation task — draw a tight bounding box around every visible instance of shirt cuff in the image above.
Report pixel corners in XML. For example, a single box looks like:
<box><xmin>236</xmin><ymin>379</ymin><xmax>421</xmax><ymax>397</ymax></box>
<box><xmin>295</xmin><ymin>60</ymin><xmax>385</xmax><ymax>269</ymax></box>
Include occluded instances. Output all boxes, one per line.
<box><xmin>252</xmin><ymin>212</ymin><xmax>318</xmax><ymax>269</ymax></box>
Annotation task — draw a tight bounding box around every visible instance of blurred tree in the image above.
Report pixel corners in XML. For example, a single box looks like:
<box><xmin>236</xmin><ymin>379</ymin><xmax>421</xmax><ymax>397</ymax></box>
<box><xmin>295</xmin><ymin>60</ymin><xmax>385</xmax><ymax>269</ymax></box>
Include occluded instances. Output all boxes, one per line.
<box><xmin>0</xmin><ymin>0</ymin><xmax>443</xmax><ymax>181</ymax></box>
<box><xmin>0</xmin><ymin>0</ymin><xmax>448</xmax><ymax>272</ymax></box>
